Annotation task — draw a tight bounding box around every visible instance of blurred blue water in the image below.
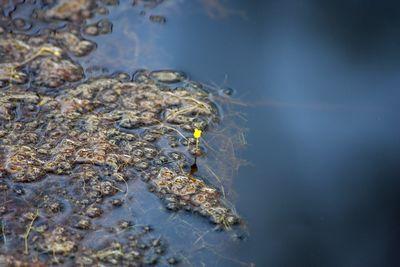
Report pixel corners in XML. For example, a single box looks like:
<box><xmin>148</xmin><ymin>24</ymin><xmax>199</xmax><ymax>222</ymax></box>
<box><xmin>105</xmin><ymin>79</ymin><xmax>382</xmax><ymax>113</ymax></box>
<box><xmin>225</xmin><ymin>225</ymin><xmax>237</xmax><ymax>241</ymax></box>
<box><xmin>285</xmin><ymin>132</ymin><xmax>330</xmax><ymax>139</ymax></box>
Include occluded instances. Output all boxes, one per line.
<box><xmin>87</xmin><ymin>1</ymin><xmax>400</xmax><ymax>266</ymax></box>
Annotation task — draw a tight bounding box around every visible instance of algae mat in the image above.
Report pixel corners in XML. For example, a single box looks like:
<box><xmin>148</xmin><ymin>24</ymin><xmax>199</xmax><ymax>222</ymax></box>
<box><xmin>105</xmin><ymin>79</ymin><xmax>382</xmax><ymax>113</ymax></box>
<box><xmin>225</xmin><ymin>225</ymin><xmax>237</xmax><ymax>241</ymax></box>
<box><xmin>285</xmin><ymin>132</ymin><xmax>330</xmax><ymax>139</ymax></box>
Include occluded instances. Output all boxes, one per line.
<box><xmin>0</xmin><ymin>1</ymin><xmax>247</xmax><ymax>266</ymax></box>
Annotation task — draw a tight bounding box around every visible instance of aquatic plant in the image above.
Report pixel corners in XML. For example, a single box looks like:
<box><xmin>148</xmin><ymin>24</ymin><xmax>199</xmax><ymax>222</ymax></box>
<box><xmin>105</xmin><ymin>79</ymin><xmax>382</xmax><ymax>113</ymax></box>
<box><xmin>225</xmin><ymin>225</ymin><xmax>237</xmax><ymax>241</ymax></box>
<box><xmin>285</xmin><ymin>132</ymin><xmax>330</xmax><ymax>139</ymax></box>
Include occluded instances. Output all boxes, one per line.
<box><xmin>0</xmin><ymin>0</ymin><xmax>248</xmax><ymax>265</ymax></box>
<box><xmin>194</xmin><ymin>128</ymin><xmax>203</xmax><ymax>150</ymax></box>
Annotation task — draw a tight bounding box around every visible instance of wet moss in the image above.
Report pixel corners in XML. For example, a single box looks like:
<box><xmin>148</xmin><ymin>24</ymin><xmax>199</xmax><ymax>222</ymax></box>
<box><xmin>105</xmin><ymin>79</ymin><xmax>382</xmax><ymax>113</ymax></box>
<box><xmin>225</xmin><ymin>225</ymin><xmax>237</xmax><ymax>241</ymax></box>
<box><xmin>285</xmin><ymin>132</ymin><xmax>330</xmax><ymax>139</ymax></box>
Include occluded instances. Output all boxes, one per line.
<box><xmin>0</xmin><ymin>1</ymin><xmax>244</xmax><ymax>265</ymax></box>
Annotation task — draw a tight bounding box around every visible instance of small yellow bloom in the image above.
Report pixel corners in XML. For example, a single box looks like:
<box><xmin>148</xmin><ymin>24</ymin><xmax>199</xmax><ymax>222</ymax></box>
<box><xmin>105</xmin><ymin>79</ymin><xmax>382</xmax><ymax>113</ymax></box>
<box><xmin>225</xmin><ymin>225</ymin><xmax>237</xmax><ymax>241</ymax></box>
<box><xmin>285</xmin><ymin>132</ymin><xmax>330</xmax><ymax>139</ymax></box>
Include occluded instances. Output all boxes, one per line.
<box><xmin>193</xmin><ymin>128</ymin><xmax>202</xmax><ymax>151</ymax></box>
<box><xmin>193</xmin><ymin>128</ymin><xmax>202</xmax><ymax>139</ymax></box>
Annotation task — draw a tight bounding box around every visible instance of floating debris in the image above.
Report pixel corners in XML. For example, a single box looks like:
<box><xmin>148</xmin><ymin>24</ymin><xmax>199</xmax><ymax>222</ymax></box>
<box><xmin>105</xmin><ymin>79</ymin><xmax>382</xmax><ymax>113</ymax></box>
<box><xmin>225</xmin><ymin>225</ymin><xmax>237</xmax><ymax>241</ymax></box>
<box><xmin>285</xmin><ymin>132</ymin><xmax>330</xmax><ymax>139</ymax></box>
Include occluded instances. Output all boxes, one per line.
<box><xmin>0</xmin><ymin>35</ymin><xmax>83</xmax><ymax>87</ymax></box>
<box><xmin>43</xmin><ymin>0</ymin><xmax>95</xmax><ymax>21</ymax></box>
<box><xmin>0</xmin><ymin>0</ymin><xmax>245</xmax><ymax>265</ymax></box>
<box><xmin>84</xmin><ymin>18</ymin><xmax>113</xmax><ymax>36</ymax></box>
<box><xmin>152</xmin><ymin>167</ymin><xmax>239</xmax><ymax>226</ymax></box>
<box><xmin>149</xmin><ymin>14</ymin><xmax>167</xmax><ymax>24</ymax></box>
<box><xmin>150</xmin><ymin>70</ymin><xmax>187</xmax><ymax>84</ymax></box>
<box><xmin>54</xmin><ymin>31</ymin><xmax>96</xmax><ymax>57</ymax></box>
<box><xmin>0</xmin><ymin>72</ymin><xmax>241</xmax><ymax>264</ymax></box>
<box><xmin>1</xmin><ymin>75</ymin><xmax>218</xmax><ymax>184</ymax></box>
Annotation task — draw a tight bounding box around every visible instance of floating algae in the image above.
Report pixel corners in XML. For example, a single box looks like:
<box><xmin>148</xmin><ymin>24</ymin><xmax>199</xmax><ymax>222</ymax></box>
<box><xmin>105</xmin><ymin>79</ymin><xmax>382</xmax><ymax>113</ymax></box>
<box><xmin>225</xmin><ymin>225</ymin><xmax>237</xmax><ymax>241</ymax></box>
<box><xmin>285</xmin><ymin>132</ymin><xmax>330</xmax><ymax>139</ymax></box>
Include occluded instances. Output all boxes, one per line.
<box><xmin>0</xmin><ymin>1</ymin><xmax>246</xmax><ymax>265</ymax></box>
<box><xmin>0</xmin><ymin>68</ymin><xmax>243</xmax><ymax>265</ymax></box>
<box><xmin>0</xmin><ymin>74</ymin><xmax>241</xmax><ymax>265</ymax></box>
<box><xmin>0</xmin><ymin>34</ymin><xmax>83</xmax><ymax>88</ymax></box>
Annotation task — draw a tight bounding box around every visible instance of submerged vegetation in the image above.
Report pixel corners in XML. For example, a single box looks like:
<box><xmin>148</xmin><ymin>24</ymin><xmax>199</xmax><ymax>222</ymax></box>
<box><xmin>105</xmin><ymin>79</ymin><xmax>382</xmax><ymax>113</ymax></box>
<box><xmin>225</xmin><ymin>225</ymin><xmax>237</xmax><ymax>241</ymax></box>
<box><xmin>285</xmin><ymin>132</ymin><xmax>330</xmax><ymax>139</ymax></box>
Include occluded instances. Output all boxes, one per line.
<box><xmin>0</xmin><ymin>0</ymin><xmax>247</xmax><ymax>265</ymax></box>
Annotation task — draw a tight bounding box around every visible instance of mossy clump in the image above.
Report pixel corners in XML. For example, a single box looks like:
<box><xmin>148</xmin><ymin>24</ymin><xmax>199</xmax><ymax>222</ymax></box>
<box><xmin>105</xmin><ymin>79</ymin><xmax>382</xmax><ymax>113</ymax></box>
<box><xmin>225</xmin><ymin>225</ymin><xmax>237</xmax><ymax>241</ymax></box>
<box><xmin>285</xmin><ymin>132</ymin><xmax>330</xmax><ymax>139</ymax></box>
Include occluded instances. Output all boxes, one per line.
<box><xmin>0</xmin><ymin>1</ymin><xmax>245</xmax><ymax>265</ymax></box>
<box><xmin>0</xmin><ymin>35</ymin><xmax>83</xmax><ymax>88</ymax></box>
<box><xmin>0</xmin><ymin>71</ymin><xmax>241</xmax><ymax>264</ymax></box>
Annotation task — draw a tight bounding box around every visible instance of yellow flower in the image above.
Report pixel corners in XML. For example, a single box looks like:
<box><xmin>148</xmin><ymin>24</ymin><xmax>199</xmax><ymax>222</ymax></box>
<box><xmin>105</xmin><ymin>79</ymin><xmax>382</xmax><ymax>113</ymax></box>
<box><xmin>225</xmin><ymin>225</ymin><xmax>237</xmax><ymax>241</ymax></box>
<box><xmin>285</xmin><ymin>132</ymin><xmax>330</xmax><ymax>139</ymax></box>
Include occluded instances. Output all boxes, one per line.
<box><xmin>193</xmin><ymin>128</ymin><xmax>202</xmax><ymax>151</ymax></box>
<box><xmin>193</xmin><ymin>128</ymin><xmax>202</xmax><ymax>139</ymax></box>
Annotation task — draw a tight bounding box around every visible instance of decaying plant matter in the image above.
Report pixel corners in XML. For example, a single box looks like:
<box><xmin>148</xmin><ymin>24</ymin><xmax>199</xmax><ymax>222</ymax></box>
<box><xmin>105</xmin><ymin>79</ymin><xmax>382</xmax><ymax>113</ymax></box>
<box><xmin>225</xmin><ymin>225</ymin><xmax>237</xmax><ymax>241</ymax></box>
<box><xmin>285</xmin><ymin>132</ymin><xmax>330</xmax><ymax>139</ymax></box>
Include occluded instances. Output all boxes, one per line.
<box><xmin>0</xmin><ymin>0</ymin><xmax>246</xmax><ymax>265</ymax></box>
<box><xmin>0</xmin><ymin>69</ymin><xmax>242</xmax><ymax>264</ymax></box>
<box><xmin>0</xmin><ymin>34</ymin><xmax>84</xmax><ymax>88</ymax></box>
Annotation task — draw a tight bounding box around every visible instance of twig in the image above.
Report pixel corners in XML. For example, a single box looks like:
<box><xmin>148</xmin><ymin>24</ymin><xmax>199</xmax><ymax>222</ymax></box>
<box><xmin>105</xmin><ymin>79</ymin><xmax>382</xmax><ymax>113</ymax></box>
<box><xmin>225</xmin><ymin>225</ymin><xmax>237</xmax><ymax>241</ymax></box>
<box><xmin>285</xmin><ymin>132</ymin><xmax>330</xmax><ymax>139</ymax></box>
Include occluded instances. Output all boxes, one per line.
<box><xmin>154</xmin><ymin>120</ymin><xmax>188</xmax><ymax>141</ymax></box>
<box><xmin>24</xmin><ymin>209</ymin><xmax>39</xmax><ymax>255</ymax></box>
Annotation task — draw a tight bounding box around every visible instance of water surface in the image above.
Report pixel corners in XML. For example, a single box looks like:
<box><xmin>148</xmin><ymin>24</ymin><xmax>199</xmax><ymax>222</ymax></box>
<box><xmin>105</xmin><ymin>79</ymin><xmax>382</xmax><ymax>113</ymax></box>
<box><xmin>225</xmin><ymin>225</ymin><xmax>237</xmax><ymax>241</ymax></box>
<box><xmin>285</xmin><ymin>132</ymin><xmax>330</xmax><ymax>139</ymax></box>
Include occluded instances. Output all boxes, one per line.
<box><xmin>69</xmin><ymin>1</ymin><xmax>400</xmax><ymax>266</ymax></box>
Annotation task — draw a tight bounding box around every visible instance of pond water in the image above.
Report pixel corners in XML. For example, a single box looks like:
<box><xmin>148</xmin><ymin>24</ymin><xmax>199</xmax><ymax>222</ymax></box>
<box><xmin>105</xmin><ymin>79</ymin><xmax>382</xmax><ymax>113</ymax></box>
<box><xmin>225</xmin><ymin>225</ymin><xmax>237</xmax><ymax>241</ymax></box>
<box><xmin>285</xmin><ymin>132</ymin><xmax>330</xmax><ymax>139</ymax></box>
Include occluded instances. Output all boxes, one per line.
<box><xmin>85</xmin><ymin>1</ymin><xmax>400</xmax><ymax>266</ymax></box>
<box><xmin>3</xmin><ymin>0</ymin><xmax>400</xmax><ymax>266</ymax></box>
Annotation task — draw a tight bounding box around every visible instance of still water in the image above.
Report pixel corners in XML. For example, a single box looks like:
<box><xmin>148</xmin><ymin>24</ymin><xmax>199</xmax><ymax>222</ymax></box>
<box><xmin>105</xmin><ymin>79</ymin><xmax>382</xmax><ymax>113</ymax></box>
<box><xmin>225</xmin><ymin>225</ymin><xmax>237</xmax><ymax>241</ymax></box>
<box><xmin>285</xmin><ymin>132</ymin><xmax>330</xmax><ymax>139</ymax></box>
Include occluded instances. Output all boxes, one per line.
<box><xmin>22</xmin><ymin>0</ymin><xmax>400</xmax><ymax>266</ymax></box>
